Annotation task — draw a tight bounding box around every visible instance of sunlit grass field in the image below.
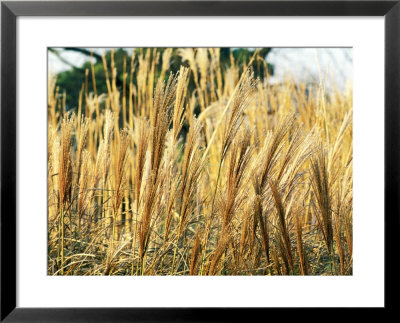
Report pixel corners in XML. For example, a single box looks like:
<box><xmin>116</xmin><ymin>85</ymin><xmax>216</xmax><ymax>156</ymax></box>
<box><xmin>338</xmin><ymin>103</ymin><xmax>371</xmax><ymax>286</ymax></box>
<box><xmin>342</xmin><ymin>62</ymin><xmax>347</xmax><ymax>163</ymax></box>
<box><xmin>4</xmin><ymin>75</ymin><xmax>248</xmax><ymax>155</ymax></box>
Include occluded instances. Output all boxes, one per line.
<box><xmin>48</xmin><ymin>48</ymin><xmax>352</xmax><ymax>275</ymax></box>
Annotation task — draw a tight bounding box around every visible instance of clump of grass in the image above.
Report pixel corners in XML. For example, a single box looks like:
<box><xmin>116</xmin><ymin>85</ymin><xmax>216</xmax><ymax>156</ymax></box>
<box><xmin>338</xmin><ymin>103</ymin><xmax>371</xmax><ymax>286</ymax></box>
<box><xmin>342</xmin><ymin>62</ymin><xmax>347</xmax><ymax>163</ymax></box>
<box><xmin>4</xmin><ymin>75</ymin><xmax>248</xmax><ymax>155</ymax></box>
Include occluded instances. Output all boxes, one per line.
<box><xmin>48</xmin><ymin>48</ymin><xmax>352</xmax><ymax>276</ymax></box>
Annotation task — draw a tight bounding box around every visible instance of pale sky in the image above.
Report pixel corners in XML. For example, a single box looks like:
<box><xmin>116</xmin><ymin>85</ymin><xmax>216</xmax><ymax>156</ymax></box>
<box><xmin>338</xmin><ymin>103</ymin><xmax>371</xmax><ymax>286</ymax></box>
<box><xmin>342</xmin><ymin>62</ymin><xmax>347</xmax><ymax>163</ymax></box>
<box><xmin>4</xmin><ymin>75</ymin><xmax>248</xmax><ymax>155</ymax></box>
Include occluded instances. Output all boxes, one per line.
<box><xmin>268</xmin><ymin>48</ymin><xmax>352</xmax><ymax>90</ymax></box>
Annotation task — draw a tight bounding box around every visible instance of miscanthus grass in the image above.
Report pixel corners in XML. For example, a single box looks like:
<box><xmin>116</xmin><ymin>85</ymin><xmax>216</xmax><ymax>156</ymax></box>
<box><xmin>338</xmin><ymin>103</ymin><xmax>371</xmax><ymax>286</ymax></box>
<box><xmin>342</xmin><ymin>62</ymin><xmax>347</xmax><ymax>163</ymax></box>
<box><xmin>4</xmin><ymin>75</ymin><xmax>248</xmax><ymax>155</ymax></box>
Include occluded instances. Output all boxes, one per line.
<box><xmin>48</xmin><ymin>48</ymin><xmax>352</xmax><ymax>276</ymax></box>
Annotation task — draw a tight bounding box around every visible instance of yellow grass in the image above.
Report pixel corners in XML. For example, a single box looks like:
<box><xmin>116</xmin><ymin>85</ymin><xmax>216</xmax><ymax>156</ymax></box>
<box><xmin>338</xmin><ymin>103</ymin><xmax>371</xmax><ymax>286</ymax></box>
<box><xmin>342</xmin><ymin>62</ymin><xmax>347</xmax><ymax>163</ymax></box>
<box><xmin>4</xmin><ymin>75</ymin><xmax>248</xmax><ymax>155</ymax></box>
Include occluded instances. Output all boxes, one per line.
<box><xmin>48</xmin><ymin>48</ymin><xmax>352</xmax><ymax>275</ymax></box>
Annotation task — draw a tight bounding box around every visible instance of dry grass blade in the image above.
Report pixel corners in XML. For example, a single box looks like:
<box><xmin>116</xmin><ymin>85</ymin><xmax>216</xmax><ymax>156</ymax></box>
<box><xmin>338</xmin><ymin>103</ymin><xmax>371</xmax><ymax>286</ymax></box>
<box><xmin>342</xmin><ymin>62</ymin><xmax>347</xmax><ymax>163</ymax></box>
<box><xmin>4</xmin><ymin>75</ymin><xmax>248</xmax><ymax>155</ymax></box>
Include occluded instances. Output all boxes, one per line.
<box><xmin>310</xmin><ymin>144</ymin><xmax>334</xmax><ymax>256</ymax></box>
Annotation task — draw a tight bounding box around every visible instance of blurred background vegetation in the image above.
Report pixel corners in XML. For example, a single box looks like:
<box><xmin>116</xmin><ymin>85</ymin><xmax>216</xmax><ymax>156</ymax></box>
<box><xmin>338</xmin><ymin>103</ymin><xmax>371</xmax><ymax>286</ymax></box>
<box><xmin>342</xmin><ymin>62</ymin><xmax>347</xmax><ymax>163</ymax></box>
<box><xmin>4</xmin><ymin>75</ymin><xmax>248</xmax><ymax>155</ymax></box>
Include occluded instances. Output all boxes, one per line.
<box><xmin>49</xmin><ymin>47</ymin><xmax>274</xmax><ymax>111</ymax></box>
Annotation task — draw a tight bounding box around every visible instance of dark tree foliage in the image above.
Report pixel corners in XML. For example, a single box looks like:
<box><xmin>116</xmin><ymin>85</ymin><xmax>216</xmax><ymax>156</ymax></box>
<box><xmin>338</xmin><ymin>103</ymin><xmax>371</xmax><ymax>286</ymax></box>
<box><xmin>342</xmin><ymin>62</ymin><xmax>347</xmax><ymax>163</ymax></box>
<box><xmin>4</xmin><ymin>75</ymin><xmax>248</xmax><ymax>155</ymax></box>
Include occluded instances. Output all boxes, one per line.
<box><xmin>50</xmin><ymin>47</ymin><xmax>274</xmax><ymax>111</ymax></box>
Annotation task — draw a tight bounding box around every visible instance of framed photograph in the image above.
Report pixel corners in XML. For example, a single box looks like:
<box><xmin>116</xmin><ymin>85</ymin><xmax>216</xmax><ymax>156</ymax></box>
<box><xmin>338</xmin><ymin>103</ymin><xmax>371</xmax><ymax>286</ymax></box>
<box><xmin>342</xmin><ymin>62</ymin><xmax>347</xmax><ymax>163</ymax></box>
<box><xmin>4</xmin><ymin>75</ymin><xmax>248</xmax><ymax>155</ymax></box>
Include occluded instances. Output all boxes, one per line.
<box><xmin>1</xmin><ymin>0</ymin><xmax>398</xmax><ymax>321</ymax></box>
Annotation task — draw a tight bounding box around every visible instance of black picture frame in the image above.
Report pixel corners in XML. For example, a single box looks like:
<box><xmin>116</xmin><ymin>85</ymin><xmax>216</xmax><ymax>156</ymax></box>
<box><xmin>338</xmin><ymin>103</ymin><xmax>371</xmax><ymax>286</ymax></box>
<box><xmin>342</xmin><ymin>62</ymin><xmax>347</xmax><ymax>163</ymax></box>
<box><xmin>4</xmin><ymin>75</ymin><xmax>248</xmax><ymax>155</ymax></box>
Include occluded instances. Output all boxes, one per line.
<box><xmin>1</xmin><ymin>1</ymin><xmax>398</xmax><ymax>321</ymax></box>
